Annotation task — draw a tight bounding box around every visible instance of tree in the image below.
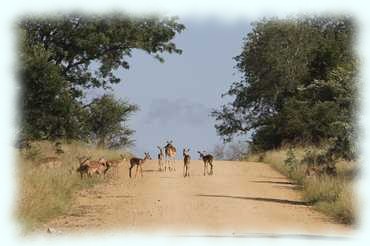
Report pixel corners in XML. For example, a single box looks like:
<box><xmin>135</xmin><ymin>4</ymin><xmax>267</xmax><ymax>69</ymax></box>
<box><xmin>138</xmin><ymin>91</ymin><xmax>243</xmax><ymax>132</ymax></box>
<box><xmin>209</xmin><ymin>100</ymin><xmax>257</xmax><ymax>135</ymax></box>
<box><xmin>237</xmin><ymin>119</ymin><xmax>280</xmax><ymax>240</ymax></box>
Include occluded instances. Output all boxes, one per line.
<box><xmin>212</xmin><ymin>16</ymin><xmax>356</xmax><ymax>158</ymax></box>
<box><xmin>19</xmin><ymin>13</ymin><xmax>185</xmax><ymax>141</ymax></box>
<box><xmin>224</xmin><ymin>141</ymin><xmax>248</xmax><ymax>160</ymax></box>
<box><xmin>212</xmin><ymin>144</ymin><xmax>225</xmax><ymax>160</ymax></box>
<box><xmin>19</xmin><ymin>34</ymin><xmax>90</xmax><ymax>140</ymax></box>
<box><xmin>87</xmin><ymin>95</ymin><xmax>138</xmax><ymax>148</ymax></box>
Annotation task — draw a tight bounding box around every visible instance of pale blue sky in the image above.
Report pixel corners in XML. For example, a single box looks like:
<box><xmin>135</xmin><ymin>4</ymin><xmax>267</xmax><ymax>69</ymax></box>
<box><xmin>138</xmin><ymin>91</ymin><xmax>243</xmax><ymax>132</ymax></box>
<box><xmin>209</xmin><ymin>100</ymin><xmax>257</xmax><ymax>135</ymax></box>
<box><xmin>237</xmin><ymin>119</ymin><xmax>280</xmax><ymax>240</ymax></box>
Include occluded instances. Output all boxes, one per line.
<box><xmin>89</xmin><ymin>18</ymin><xmax>251</xmax><ymax>157</ymax></box>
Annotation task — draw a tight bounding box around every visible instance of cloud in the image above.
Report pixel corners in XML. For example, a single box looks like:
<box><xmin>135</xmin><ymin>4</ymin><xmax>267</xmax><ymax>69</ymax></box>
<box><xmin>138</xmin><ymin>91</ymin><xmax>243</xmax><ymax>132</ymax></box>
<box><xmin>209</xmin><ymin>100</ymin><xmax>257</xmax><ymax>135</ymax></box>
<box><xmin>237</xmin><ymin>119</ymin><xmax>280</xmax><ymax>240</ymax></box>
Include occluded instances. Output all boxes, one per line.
<box><xmin>144</xmin><ymin>98</ymin><xmax>211</xmax><ymax>126</ymax></box>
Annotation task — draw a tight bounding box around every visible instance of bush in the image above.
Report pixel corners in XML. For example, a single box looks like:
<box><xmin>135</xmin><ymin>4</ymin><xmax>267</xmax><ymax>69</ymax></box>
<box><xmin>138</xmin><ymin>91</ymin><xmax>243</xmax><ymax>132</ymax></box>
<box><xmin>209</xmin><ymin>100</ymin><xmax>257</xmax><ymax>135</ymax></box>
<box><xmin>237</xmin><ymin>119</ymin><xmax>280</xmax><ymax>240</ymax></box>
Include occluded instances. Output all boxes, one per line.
<box><xmin>284</xmin><ymin>147</ymin><xmax>298</xmax><ymax>174</ymax></box>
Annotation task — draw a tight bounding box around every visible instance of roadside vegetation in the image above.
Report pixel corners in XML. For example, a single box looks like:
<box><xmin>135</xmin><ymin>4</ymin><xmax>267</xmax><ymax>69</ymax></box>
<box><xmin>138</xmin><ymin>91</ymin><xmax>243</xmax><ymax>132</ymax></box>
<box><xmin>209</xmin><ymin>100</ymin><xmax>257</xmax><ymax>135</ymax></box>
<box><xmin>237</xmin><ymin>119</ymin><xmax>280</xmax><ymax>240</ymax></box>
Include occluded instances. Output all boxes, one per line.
<box><xmin>245</xmin><ymin>147</ymin><xmax>357</xmax><ymax>224</ymax></box>
<box><xmin>213</xmin><ymin>16</ymin><xmax>358</xmax><ymax>225</ymax></box>
<box><xmin>16</xmin><ymin>141</ymin><xmax>131</xmax><ymax>231</ymax></box>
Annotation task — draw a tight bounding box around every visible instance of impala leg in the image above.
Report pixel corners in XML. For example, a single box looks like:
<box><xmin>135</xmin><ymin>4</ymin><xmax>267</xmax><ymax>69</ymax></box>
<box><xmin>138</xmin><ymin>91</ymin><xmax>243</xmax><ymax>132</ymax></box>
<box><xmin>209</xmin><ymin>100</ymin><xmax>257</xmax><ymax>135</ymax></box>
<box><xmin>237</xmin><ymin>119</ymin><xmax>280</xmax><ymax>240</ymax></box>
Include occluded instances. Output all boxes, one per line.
<box><xmin>203</xmin><ymin>162</ymin><xmax>206</xmax><ymax>176</ymax></box>
<box><xmin>209</xmin><ymin>162</ymin><xmax>213</xmax><ymax>175</ymax></box>
<box><xmin>184</xmin><ymin>165</ymin><xmax>188</xmax><ymax>177</ymax></box>
<box><xmin>140</xmin><ymin>164</ymin><xmax>143</xmax><ymax>177</ymax></box>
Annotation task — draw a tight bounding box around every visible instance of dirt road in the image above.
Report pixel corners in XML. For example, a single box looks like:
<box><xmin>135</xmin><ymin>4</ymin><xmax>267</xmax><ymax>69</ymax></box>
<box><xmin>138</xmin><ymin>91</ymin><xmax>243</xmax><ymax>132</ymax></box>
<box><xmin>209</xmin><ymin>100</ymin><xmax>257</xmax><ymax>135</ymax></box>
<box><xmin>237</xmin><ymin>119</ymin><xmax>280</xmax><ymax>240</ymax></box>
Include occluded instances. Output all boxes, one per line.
<box><xmin>45</xmin><ymin>160</ymin><xmax>351</xmax><ymax>235</ymax></box>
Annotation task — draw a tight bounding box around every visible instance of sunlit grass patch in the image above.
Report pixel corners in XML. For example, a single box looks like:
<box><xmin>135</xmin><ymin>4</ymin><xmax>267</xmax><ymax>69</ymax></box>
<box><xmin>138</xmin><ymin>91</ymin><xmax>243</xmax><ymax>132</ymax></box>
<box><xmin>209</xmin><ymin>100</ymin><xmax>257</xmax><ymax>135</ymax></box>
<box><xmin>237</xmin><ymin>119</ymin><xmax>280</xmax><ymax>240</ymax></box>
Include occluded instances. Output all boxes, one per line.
<box><xmin>16</xmin><ymin>140</ymin><xmax>130</xmax><ymax>231</ymax></box>
<box><xmin>245</xmin><ymin>147</ymin><xmax>356</xmax><ymax>224</ymax></box>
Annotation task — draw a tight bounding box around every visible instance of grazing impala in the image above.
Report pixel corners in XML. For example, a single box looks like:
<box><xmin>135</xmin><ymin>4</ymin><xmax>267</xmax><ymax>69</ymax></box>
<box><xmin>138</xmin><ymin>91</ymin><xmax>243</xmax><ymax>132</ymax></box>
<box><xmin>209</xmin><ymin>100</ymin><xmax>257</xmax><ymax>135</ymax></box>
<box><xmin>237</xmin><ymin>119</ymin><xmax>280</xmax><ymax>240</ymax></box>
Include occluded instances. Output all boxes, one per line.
<box><xmin>76</xmin><ymin>156</ymin><xmax>110</xmax><ymax>179</ymax></box>
<box><xmin>129</xmin><ymin>152</ymin><xmax>151</xmax><ymax>178</ymax></box>
<box><xmin>183</xmin><ymin>148</ymin><xmax>191</xmax><ymax>177</ymax></box>
<box><xmin>198</xmin><ymin>151</ymin><xmax>214</xmax><ymax>176</ymax></box>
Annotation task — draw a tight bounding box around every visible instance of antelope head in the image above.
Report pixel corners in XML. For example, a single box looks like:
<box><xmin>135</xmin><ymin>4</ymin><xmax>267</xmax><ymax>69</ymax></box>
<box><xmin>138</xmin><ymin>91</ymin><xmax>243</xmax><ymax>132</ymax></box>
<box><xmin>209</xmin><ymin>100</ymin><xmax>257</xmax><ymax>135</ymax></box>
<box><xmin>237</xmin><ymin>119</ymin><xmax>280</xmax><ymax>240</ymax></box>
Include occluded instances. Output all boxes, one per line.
<box><xmin>144</xmin><ymin>152</ymin><xmax>152</xmax><ymax>160</ymax></box>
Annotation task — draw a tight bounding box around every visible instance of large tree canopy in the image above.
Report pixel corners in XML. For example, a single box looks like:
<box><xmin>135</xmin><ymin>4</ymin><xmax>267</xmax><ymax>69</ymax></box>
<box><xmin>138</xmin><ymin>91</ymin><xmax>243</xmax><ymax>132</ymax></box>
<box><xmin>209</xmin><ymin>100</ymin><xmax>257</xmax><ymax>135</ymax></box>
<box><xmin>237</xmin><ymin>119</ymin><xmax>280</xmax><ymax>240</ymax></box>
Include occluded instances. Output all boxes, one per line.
<box><xmin>87</xmin><ymin>94</ymin><xmax>138</xmax><ymax>149</ymax></box>
<box><xmin>19</xmin><ymin>14</ymin><xmax>185</xmax><ymax>146</ymax></box>
<box><xmin>212</xmin><ymin>16</ymin><xmax>356</xmax><ymax>158</ymax></box>
<box><xmin>21</xmin><ymin>14</ymin><xmax>184</xmax><ymax>92</ymax></box>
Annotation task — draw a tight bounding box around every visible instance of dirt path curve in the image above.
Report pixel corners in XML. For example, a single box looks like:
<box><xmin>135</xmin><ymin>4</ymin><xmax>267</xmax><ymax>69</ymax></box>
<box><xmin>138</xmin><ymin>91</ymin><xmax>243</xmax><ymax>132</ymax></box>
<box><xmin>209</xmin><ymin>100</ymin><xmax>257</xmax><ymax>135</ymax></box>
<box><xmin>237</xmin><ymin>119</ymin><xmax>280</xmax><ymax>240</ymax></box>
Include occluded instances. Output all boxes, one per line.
<box><xmin>45</xmin><ymin>160</ymin><xmax>351</xmax><ymax>235</ymax></box>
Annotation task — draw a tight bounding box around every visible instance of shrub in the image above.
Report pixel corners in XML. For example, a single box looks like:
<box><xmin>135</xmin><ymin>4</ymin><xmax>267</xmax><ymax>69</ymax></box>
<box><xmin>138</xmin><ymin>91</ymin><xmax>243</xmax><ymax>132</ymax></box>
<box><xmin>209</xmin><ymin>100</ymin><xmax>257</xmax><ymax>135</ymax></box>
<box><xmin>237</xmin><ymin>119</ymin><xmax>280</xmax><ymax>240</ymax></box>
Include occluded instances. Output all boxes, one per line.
<box><xmin>284</xmin><ymin>147</ymin><xmax>298</xmax><ymax>174</ymax></box>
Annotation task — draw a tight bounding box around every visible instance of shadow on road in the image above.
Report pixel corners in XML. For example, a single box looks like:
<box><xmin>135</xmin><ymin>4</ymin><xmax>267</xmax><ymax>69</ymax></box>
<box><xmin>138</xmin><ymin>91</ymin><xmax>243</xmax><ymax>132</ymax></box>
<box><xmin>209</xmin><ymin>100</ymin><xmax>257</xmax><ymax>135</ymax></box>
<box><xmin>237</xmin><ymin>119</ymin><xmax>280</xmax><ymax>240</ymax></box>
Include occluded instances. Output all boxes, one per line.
<box><xmin>196</xmin><ymin>194</ymin><xmax>310</xmax><ymax>206</ymax></box>
<box><xmin>260</xmin><ymin>176</ymin><xmax>287</xmax><ymax>180</ymax></box>
<box><xmin>251</xmin><ymin>180</ymin><xmax>297</xmax><ymax>185</ymax></box>
<box><xmin>143</xmin><ymin>169</ymin><xmax>160</xmax><ymax>172</ymax></box>
<box><xmin>274</xmin><ymin>184</ymin><xmax>302</xmax><ymax>191</ymax></box>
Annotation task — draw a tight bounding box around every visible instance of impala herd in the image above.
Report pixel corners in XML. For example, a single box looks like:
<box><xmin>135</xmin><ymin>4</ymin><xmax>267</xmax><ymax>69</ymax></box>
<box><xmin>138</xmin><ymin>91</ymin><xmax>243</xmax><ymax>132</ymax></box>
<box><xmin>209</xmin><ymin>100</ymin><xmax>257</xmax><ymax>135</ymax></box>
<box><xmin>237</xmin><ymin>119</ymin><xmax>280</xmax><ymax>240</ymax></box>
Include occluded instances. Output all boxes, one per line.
<box><xmin>75</xmin><ymin>140</ymin><xmax>215</xmax><ymax>179</ymax></box>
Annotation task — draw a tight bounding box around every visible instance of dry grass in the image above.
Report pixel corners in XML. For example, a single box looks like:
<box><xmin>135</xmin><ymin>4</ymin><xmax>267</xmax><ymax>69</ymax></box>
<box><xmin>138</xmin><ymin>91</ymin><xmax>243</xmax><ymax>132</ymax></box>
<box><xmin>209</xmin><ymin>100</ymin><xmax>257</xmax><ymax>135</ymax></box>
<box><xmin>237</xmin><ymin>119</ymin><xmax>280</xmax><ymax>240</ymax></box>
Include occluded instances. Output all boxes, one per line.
<box><xmin>16</xmin><ymin>140</ymin><xmax>130</xmax><ymax>231</ymax></box>
<box><xmin>245</xmin><ymin>147</ymin><xmax>357</xmax><ymax>224</ymax></box>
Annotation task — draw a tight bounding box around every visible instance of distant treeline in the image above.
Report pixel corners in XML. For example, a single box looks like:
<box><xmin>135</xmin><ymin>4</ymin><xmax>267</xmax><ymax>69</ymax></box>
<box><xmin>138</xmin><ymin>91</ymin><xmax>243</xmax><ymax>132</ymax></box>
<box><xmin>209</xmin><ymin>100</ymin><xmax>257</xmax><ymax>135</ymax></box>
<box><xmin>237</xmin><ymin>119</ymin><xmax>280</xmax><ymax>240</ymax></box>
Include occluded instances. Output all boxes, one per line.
<box><xmin>213</xmin><ymin>16</ymin><xmax>356</xmax><ymax>160</ymax></box>
<box><xmin>19</xmin><ymin>14</ymin><xmax>184</xmax><ymax>148</ymax></box>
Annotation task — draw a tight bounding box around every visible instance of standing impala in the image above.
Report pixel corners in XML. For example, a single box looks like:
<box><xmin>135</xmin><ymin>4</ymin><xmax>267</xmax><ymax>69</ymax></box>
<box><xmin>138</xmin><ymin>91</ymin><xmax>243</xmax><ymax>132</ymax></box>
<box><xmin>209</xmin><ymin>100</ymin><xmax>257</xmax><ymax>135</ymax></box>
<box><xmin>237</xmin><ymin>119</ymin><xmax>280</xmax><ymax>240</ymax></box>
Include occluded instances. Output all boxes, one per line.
<box><xmin>198</xmin><ymin>151</ymin><xmax>214</xmax><ymax>176</ymax></box>
<box><xmin>129</xmin><ymin>152</ymin><xmax>151</xmax><ymax>178</ymax></box>
<box><xmin>183</xmin><ymin>148</ymin><xmax>191</xmax><ymax>177</ymax></box>
<box><xmin>157</xmin><ymin>146</ymin><xmax>164</xmax><ymax>171</ymax></box>
<box><xmin>164</xmin><ymin>141</ymin><xmax>176</xmax><ymax>171</ymax></box>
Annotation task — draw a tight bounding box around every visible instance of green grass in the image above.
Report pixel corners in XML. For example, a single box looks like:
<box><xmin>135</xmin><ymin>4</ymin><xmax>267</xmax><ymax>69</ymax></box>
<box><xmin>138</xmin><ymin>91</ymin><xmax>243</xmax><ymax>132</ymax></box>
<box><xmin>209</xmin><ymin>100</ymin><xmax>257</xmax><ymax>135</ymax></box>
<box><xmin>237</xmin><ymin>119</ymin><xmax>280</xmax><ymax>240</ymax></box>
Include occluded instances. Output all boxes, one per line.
<box><xmin>16</xmin><ymin>140</ymin><xmax>130</xmax><ymax>232</ymax></box>
<box><xmin>245</xmin><ymin>147</ymin><xmax>357</xmax><ymax>224</ymax></box>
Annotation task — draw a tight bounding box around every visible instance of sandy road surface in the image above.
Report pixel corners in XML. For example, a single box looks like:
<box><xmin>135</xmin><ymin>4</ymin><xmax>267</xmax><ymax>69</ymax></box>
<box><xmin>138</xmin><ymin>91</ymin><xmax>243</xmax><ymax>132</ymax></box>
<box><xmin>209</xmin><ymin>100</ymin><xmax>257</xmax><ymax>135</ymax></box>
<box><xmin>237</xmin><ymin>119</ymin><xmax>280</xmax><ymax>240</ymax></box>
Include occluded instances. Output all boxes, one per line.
<box><xmin>45</xmin><ymin>160</ymin><xmax>351</xmax><ymax>235</ymax></box>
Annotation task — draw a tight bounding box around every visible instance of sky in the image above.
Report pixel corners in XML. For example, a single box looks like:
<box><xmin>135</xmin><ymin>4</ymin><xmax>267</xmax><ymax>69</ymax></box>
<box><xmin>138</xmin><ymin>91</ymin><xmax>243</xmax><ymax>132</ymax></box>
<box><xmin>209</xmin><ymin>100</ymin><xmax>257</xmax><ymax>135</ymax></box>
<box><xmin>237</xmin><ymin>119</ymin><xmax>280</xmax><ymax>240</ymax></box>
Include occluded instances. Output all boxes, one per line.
<box><xmin>89</xmin><ymin>18</ymin><xmax>252</xmax><ymax>158</ymax></box>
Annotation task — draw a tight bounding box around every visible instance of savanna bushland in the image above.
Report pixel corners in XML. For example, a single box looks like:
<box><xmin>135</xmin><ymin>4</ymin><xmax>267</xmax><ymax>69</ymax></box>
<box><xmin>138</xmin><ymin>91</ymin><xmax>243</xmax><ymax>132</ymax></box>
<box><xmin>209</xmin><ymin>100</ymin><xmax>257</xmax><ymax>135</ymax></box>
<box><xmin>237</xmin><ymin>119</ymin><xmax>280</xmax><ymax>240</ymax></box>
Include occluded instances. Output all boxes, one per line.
<box><xmin>16</xmin><ymin>14</ymin><xmax>357</xmax><ymax>233</ymax></box>
<box><xmin>212</xmin><ymin>16</ymin><xmax>357</xmax><ymax>224</ymax></box>
<box><xmin>17</xmin><ymin>13</ymin><xmax>185</xmax><ymax>230</ymax></box>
